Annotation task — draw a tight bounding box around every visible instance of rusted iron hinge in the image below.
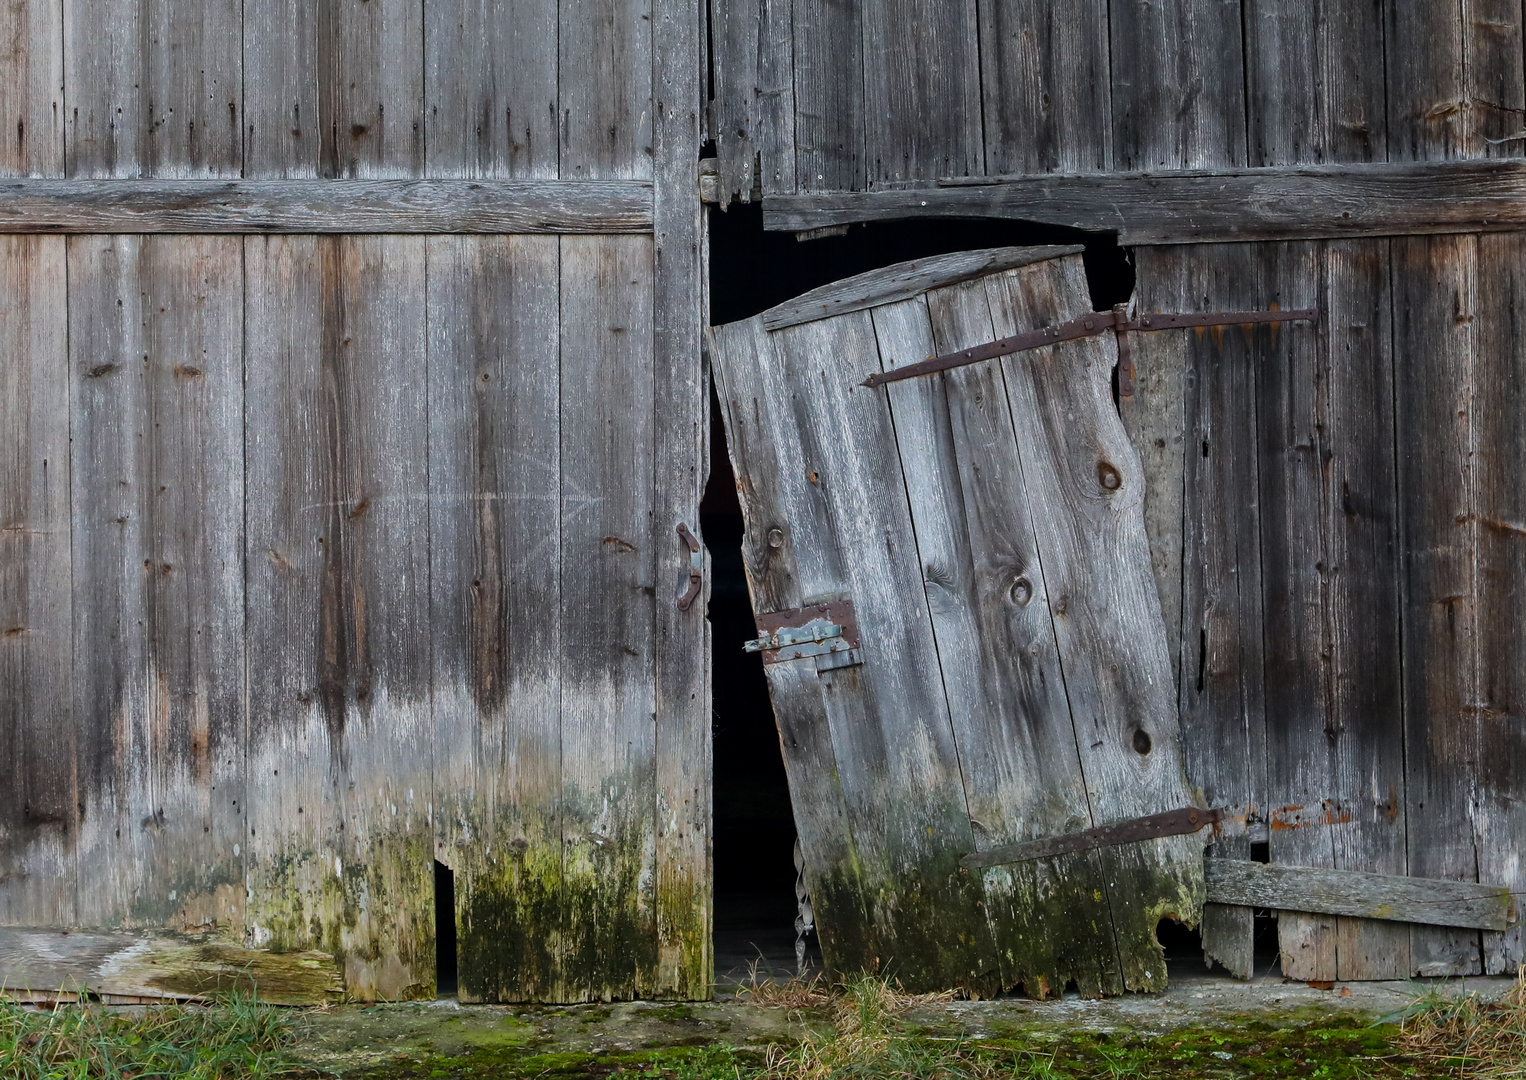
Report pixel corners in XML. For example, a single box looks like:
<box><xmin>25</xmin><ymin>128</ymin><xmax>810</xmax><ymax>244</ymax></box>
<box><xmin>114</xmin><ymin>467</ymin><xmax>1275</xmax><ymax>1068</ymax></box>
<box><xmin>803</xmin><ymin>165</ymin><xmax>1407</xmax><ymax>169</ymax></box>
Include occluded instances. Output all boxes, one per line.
<box><xmin>861</xmin><ymin>308</ymin><xmax>1319</xmax><ymax>392</ymax></box>
<box><xmin>960</xmin><ymin>805</ymin><xmax>1228</xmax><ymax>869</ymax></box>
<box><xmin>745</xmin><ymin>599</ymin><xmax>862</xmax><ymax>669</ymax></box>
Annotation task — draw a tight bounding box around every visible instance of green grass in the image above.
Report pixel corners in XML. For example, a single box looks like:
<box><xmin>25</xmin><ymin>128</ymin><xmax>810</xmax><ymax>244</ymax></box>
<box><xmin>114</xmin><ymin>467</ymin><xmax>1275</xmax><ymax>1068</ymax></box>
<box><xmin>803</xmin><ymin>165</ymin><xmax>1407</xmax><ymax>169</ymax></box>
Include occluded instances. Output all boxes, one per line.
<box><xmin>0</xmin><ymin>993</ymin><xmax>301</xmax><ymax>1080</ymax></box>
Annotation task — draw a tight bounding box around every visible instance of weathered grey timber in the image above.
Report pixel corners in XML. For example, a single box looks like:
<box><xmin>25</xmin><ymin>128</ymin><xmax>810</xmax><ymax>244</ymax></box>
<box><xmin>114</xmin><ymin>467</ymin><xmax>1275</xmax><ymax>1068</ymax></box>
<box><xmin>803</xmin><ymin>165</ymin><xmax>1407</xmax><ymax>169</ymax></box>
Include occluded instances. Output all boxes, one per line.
<box><xmin>1204</xmin><ymin>861</ymin><xmax>1515</xmax><ymax>932</ymax></box>
<box><xmin>761</xmin><ymin>245</ymin><xmax>1083</xmax><ymax>330</ymax></box>
<box><xmin>0</xmin><ymin>927</ymin><xmax>343</xmax><ymax>1004</ymax></box>
<box><xmin>791</xmin><ymin>0</ymin><xmax>863</xmax><ymax>192</ymax></box>
<box><xmin>708</xmin><ymin>0</ymin><xmax>795</xmax><ymax>201</ymax></box>
<box><xmin>0</xmin><ymin>180</ymin><xmax>654</xmax><ymax>233</ymax></box>
<box><xmin>0</xmin><ymin>0</ymin><xmax>63</xmax><ymax>177</ymax></box>
<box><xmin>0</xmin><ymin>237</ymin><xmax>74</xmax><ymax>927</ymax></box>
<box><xmin>761</xmin><ymin>161</ymin><xmax>1526</xmax><ymax>243</ymax></box>
<box><xmin>711</xmin><ymin>249</ymin><xmax>1201</xmax><ymax>996</ymax></box>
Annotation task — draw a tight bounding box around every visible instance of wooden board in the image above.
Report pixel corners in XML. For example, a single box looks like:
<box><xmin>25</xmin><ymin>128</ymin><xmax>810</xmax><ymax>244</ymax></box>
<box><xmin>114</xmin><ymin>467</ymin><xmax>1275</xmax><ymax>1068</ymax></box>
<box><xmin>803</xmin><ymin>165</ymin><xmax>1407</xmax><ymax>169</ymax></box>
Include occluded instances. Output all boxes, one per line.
<box><xmin>791</xmin><ymin>0</ymin><xmax>863</xmax><ymax>191</ymax></box>
<box><xmin>0</xmin><ymin>0</ymin><xmax>64</xmax><ymax>176</ymax></box>
<box><xmin>0</xmin><ymin>927</ymin><xmax>342</xmax><ymax>1004</ymax></box>
<box><xmin>711</xmin><ymin>249</ymin><xmax>1202</xmax><ymax>995</ymax></box>
<box><xmin>1205</xmin><ymin>861</ymin><xmax>1515</xmax><ymax>932</ymax></box>
<box><xmin>0</xmin><ymin>179</ymin><xmax>654</xmax><ymax>233</ymax></box>
<box><xmin>760</xmin><ymin>160</ymin><xmax>1526</xmax><ymax>242</ymax></box>
<box><xmin>0</xmin><ymin>236</ymin><xmax>74</xmax><ymax>927</ymax></box>
<box><xmin>427</xmin><ymin>235</ymin><xmax>563</xmax><ymax>1002</ymax></box>
<box><xmin>244</xmin><ymin>235</ymin><xmax>434</xmax><ymax>1000</ymax></box>
<box><xmin>559</xmin><ymin>0</ymin><xmax>652</xmax><ymax>180</ymax></box>
<box><xmin>558</xmin><ymin>235</ymin><xmax>659</xmax><ymax>1000</ymax></box>
<box><xmin>708</xmin><ymin>0</ymin><xmax>795</xmax><ymax>201</ymax></box>
<box><xmin>68</xmin><ymin>235</ymin><xmax>246</xmax><ymax>935</ymax></box>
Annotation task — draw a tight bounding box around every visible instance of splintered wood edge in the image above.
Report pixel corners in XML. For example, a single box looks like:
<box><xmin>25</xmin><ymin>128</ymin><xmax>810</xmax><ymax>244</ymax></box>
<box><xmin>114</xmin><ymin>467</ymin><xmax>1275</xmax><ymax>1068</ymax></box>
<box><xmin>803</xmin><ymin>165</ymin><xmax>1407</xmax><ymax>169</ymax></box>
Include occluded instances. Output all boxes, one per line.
<box><xmin>758</xmin><ymin>244</ymin><xmax>1087</xmax><ymax>331</ymax></box>
<box><xmin>1204</xmin><ymin>859</ymin><xmax>1516</xmax><ymax>931</ymax></box>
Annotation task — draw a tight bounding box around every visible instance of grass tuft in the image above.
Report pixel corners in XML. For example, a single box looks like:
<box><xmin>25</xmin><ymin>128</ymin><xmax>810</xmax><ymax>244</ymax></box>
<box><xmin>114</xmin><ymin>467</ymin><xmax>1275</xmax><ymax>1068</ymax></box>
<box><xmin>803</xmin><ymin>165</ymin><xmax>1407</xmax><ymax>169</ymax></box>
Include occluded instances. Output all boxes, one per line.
<box><xmin>1392</xmin><ymin>965</ymin><xmax>1526</xmax><ymax>1079</ymax></box>
<box><xmin>0</xmin><ymin>991</ymin><xmax>301</xmax><ymax>1080</ymax></box>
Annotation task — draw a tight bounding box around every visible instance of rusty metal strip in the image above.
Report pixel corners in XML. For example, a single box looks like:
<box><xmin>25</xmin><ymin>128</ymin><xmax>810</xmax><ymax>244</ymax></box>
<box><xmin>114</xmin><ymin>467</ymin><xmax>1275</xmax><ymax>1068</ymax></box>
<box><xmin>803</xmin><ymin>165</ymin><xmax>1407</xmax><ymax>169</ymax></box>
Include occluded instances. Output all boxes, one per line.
<box><xmin>748</xmin><ymin>599</ymin><xmax>860</xmax><ymax>664</ymax></box>
<box><xmin>960</xmin><ymin>806</ymin><xmax>1228</xmax><ymax>869</ymax></box>
<box><xmin>861</xmin><ymin>308</ymin><xmax>1319</xmax><ymax>389</ymax></box>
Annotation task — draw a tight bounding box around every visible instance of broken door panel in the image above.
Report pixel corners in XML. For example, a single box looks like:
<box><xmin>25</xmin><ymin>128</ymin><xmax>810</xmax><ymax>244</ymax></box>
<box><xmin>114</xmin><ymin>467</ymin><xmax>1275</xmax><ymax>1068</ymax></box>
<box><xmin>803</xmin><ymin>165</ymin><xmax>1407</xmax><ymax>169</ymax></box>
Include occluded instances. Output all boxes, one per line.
<box><xmin>710</xmin><ymin>247</ymin><xmax>1203</xmax><ymax>996</ymax></box>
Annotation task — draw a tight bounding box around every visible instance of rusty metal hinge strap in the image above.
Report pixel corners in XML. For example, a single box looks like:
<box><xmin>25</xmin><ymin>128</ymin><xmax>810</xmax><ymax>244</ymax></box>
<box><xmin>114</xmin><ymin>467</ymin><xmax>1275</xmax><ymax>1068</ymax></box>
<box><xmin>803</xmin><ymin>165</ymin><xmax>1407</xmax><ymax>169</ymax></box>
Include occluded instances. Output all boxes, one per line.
<box><xmin>861</xmin><ymin>308</ymin><xmax>1319</xmax><ymax>390</ymax></box>
<box><xmin>960</xmin><ymin>805</ymin><xmax>1228</xmax><ymax>869</ymax></box>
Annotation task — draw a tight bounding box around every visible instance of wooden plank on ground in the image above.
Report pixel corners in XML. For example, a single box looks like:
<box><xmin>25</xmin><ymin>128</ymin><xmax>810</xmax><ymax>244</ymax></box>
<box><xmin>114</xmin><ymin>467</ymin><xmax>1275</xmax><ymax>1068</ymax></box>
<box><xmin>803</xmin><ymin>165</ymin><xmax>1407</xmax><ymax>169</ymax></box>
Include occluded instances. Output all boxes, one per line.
<box><xmin>427</xmin><ymin>235</ymin><xmax>562</xmax><ymax>1002</ymax></box>
<box><xmin>1205</xmin><ymin>861</ymin><xmax>1514</xmax><ymax>931</ymax></box>
<box><xmin>244</xmin><ymin>235</ymin><xmax>434</xmax><ymax>1001</ymax></box>
<box><xmin>762</xmin><ymin>245</ymin><xmax>1083</xmax><ymax>331</ymax></box>
<box><xmin>558</xmin><ymin>235</ymin><xmax>659</xmax><ymax>1001</ymax></box>
<box><xmin>791</xmin><ymin>0</ymin><xmax>863</xmax><ymax>191</ymax></box>
<box><xmin>878</xmin><ymin>283</ymin><xmax>1120</xmax><ymax>997</ymax></box>
<box><xmin>559</xmin><ymin>0</ymin><xmax>652</xmax><ymax>180</ymax></box>
<box><xmin>0</xmin><ymin>0</ymin><xmax>64</xmax><ymax>176</ymax></box>
<box><xmin>758</xmin><ymin>161</ymin><xmax>1526</xmax><ymax>242</ymax></box>
<box><xmin>976</xmin><ymin>0</ymin><xmax>1111</xmax><ymax>174</ymax></box>
<box><xmin>862</xmin><ymin>0</ymin><xmax>982</xmax><ymax>184</ymax></box>
<box><xmin>984</xmin><ymin>253</ymin><xmax>1202</xmax><ymax>992</ymax></box>
<box><xmin>0</xmin><ymin>236</ymin><xmax>75</xmax><ymax>927</ymax></box>
<box><xmin>425</xmin><ymin>0</ymin><xmax>558</xmax><ymax>179</ymax></box>
<box><xmin>0</xmin><ymin>179</ymin><xmax>655</xmax><ymax>233</ymax></box>
<box><xmin>651</xmin><ymin>0</ymin><xmax>711</xmax><ymax>999</ymax></box>
<box><xmin>0</xmin><ymin>927</ymin><xmax>343</xmax><ymax>1004</ymax></box>
<box><xmin>69</xmin><ymin>236</ymin><xmax>245</xmax><ymax>935</ymax></box>
<box><xmin>63</xmin><ymin>0</ymin><xmax>241</xmax><ymax>176</ymax></box>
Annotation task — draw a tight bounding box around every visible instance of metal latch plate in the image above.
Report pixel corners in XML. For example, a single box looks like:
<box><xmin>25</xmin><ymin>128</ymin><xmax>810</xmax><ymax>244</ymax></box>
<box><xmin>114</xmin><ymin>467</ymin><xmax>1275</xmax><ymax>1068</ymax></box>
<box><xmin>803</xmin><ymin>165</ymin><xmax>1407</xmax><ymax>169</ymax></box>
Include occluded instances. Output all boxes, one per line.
<box><xmin>746</xmin><ymin>600</ymin><xmax>860</xmax><ymax>665</ymax></box>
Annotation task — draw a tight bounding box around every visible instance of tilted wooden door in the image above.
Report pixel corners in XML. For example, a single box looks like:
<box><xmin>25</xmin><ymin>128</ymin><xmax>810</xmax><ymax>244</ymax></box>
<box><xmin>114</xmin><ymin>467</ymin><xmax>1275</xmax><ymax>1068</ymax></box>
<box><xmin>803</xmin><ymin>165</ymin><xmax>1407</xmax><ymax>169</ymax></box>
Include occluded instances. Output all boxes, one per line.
<box><xmin>710</xmin><ymin>247</ymin><xmax>1203</xmax><ymax>996</ymax></box>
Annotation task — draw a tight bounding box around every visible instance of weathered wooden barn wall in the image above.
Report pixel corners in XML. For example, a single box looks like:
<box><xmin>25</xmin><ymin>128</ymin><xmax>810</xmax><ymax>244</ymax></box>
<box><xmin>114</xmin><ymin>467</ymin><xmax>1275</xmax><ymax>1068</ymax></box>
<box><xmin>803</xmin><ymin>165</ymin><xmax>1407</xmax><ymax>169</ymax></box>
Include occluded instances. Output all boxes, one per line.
<box><xmin>713</xmin><ymin>0</ymin><xmax>1526</xmax><ymax>980</ymax></box>
<box><xmin>0</xmin><ymin>0</ymin><xmax>709</xmax><ymax>1002</ymax></box>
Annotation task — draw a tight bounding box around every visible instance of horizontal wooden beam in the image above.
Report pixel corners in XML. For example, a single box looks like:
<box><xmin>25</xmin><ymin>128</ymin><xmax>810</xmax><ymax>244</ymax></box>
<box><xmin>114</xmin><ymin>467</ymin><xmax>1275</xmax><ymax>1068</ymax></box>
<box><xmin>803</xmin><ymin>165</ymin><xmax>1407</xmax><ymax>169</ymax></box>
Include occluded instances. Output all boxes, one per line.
<box><xmin>762</xmin><ymin>161</ymin><xmax>1526</xmax><ymax>245</ymax></box>
<box><xmin>1204</xmin><ymin>859</ymin><xmax>1516</xmax><ymax>931</ymax></box>
<box><xmin>0</xmin><ymin>180</ymin><xmax>653</xmax><ymax>234</ymax></box>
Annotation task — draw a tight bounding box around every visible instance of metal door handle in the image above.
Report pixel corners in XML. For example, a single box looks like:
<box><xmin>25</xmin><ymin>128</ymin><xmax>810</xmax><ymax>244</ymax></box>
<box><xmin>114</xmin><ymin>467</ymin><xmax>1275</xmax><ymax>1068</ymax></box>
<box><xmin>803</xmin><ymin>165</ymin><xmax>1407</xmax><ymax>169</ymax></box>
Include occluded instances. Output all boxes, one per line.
<box><xmin>676</xmin><ymin>523</ymin><xmax>702</xmax><ymax>610</ymax></box>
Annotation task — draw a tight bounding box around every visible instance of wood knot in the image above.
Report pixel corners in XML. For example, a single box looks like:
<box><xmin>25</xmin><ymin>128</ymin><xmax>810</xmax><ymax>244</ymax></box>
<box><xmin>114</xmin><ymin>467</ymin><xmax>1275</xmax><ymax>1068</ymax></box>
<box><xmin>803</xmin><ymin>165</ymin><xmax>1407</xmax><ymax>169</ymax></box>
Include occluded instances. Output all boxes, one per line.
<box><xmin>1097</xmin><ymin>461</ymin><xmax>1122</xmax><ymax>491</ymax></box>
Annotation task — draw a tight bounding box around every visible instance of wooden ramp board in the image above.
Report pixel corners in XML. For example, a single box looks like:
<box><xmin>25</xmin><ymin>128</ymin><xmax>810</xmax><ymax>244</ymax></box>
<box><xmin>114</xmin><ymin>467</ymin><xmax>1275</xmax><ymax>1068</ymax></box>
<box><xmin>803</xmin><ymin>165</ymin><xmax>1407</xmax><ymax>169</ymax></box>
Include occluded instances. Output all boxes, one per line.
<box><xmin>709</xmin><ymin>247</ymin><xmax>1203</xmax><ymax>997</ymax></box>
<box><xmin>0</xmin><ymin>928</ymin><xmax>343</xmax><ymax>1004</ymax></box>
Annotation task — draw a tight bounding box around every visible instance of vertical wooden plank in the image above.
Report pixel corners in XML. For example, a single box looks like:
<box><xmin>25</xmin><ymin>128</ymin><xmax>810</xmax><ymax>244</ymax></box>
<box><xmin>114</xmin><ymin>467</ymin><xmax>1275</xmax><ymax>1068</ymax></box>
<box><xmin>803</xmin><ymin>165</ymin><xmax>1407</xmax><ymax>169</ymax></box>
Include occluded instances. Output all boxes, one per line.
<box><xmin>1170</xmin><ymin>245</ymin><xmax>1268</xmax><ymax>980</ymax></box>
<box><xmin>709</xmin><ymin>317</ymin><xmax>877</xmax><ymax>981</ymax></box>
<box><xmin>428</xmin><ymin>235</ymin><xmax>562</xmax><ymax>1001</ymax></box>
<box><xmin>651</xmin><ymin>0</ymin><xmax>710</xmax><ymax>999</ymax></box>
<box><xmin>877</xmin><ymin>286</ymin><xmax>1122</xmax><ymax>998</ymax></box>
<box><xmin>326</xmin><ymin>0</ymin><xmax>426</xmax><ymax>176</ymax></box>
<box><xmin>0</xmin><ymin>236</ymin><xmax>75</xmax><ymax>927</ymax></box>
<box><xmin>1474</xmin><ymin>230</ymin><xmax>1526</xmax><ymax>973</ymax></box>
<box><xmin>243</xmin><ymin>0</ymin><xmax>320</xmax><ymax>177</ymax></box>
<box><xmin>425</xmin><ymin>0</ymin><xmax>558</xmax><ymax>178</ymax></box>
<box><xmin>70</xmin><ymin>235</ymin><xmax>245</xmax><ymax>932</ymax></box>
<box><xmin>0</xmin><ymin>0</ymin><xmax>64</xmax><ymax>176</ymax></box>
<box><xmin>976</xmin><ymin>0</ymin><xmax>1111</xmax><ymax>174</ymax></box>
<box><xmin>710</xmin><ymin>0</ymin><xmax>796</xmax><ymax>199</ymax></box>
<box><xmin>862</xmin><ymin>0</ymin><xmax>982</xmax><ymax>184</ymax></box>
<box><xmin>558</xmin><ymin>235</ymin><xmax>658</xmax><ymax>1001</ymax></box>
<box><xmin>793</xmin><ymin>0</ymin><xmax>863</xmax><ymax>191</ymax></box>
<box><xmin>1109</xmin><ymin>0</ymin><xmax>1246</xmax><ymax>170</ymax></box>
<box><xmin>1257</xmin><ymin>240</ymin><xmax>1407</xmax><ymax>982</ymax></box>
<box><xmin>1242</xmin><ymin>0</ymin><xmax>1386</xmax><ymax>166</ymax></box>
<box><xmin>985</xmin><ymin>254</ymin><xmax>1203</xmax><ymax>992</ymax></box>
<box><xmin>559</xmin><ymin>0</ymin><xmax>653</xmax><ymax>180</ymax></box>
<box><xmin>1393</xmin><ymin>233</ymin><xmax>1484</xmax><ymax>977</ymax></box>
<box><xmin>245</xmin><ymin>235</ymin><xmax>434</xmax><ymax>1000</ymax></box>
<box><xmin>64</xmin><ymin>0</ymin><xmax>242</xmax><ymax>177</ymax></box>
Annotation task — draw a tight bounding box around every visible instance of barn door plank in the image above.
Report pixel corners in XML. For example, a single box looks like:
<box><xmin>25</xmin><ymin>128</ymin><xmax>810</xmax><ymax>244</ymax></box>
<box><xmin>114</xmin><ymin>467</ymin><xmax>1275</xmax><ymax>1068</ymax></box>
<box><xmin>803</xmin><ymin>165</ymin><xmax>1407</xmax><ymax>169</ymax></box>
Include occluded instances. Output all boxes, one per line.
<box><xmin>245</xmin><ymin>236</ymin><xmax>434</xmax><ymax>1000</ymax></box>
<box><xmin>69</xmin><ymin>235</ymin><xmax>245</xmax><ymax>932</ymax></box>
<box><xmin>875</xmin><ymin>285</ymin><xmax>1121</xmax><ymax>997</ymax></box>
<box><xmin>427</xmin><ymin>235</ymin><xmax>562</xmax><ymax>1001</ymax></box>
<box><xmin>559</xmin><ymin>0</ymin><xmax>653</xmax><ymax>180</ymax></box>
<box><xmin>862</xmin><ymin>0</ymin><xmax>982</xmax><ymax>184</ymax></box>
<box><xmin>63</xmin><ymin>0</ymin><xmax>241</xmax><ymax>177</ymax></box>
<box><xmin>558</xmin><ymin>235</ymin><xmax>658</xmax><ymax>1001</ymax></box>
<box><xmin>984</xmin><ymin>254</ymin><xmax>1202</xmax><ymax>992</ymax></box>
<box><xmin>976</xmin><ymin>0</ymin><xmax>1111</xmax><ymax>174</ymax></box>
<box><xmin>708</xmin><ymin>316</ymin><xmax>877</xmax><ymax>976</ymax></box>
<box><xmin>0</xmin><ymin>236</ymin><xmax>75</xmax><ymax>927</ymax></box>
<box><xmin>709</xmin><ymin>0</ymin><xmax>795</xmax><ymax>199</ymax></box>
<box><xmin>792</xmin><ymin>0</ymin><xmax>863</xmax><ymax>191</ymax></box>
<box><xmin>425</xmin><ymin>0</ymin><xmax>558</xmax><ymax>179</ymax></box>
<box><xmin>0</xmin><ymin>0</ymin><xmax>64</xmax><ymax>176</ymax></box>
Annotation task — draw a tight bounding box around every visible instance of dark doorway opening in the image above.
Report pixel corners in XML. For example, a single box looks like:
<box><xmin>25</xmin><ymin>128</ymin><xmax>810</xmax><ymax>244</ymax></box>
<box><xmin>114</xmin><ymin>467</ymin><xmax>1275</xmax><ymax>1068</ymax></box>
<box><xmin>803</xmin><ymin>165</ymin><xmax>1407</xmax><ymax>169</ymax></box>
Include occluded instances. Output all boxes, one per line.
<box><xmin>434</xmin><ymin>860</ymin><xmax>457</xmax><ymax>998</ymax></box>
<box><xmin>704</xmin><ymin>203</ymin><xmax>1137</xmax><ymax>985</ymax></box>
